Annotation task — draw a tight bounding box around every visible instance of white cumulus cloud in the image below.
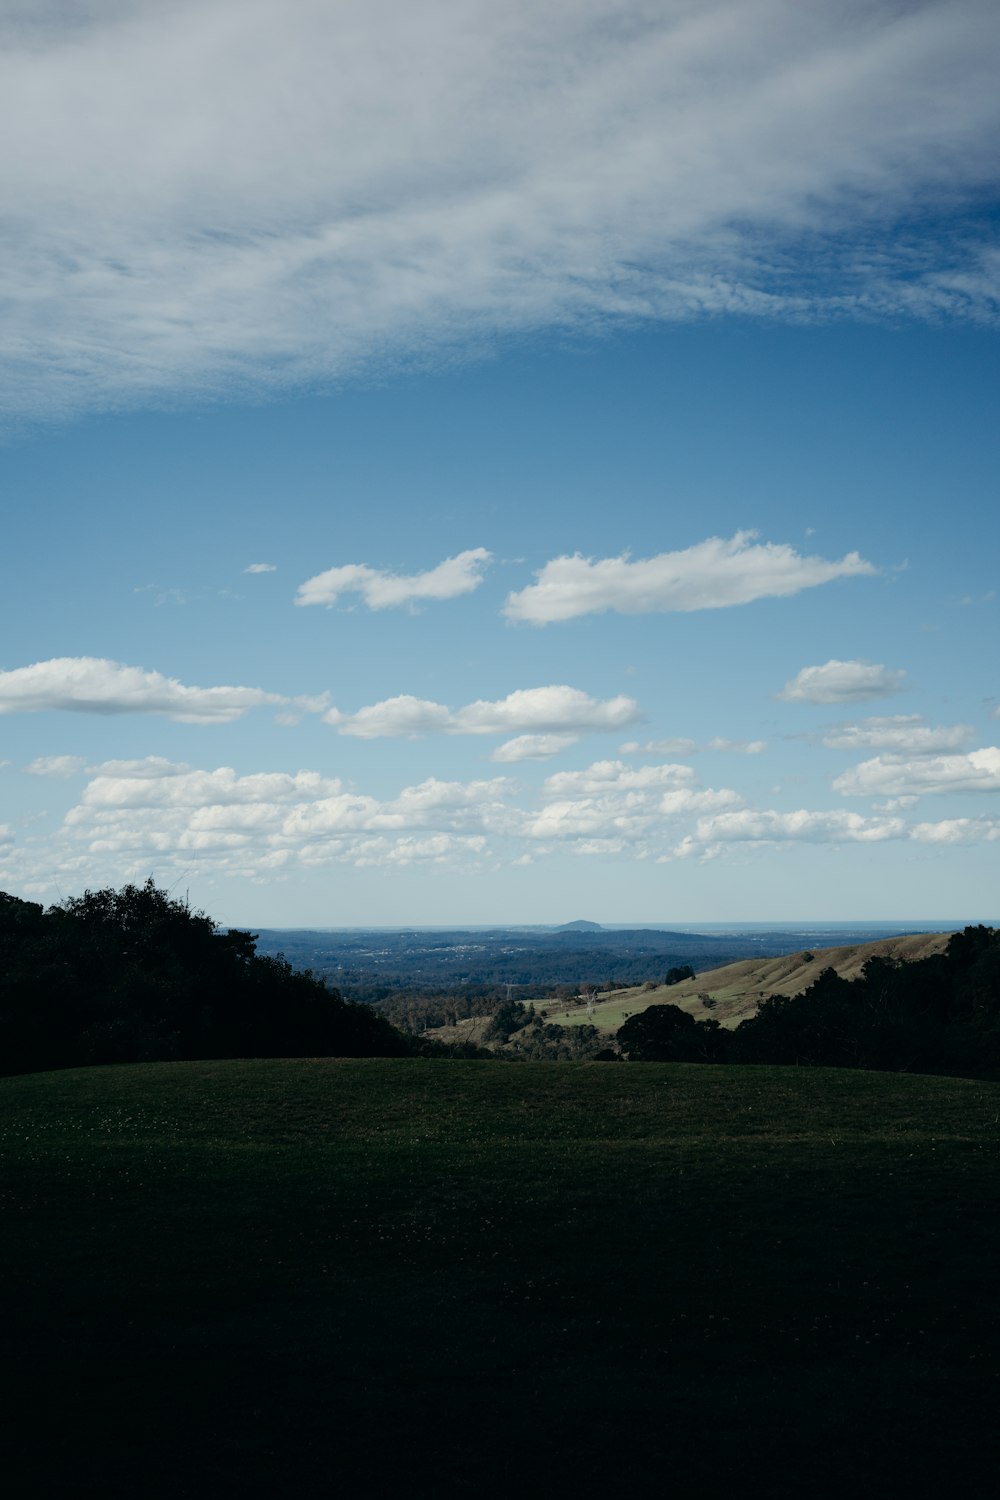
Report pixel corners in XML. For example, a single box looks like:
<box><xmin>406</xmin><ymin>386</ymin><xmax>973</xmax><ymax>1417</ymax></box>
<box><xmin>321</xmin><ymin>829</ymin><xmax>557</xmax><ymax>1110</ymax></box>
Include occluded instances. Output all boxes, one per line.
<box><xmin>26</xmin><ymin>755</ymin><xmax>86</xmax><ymax>778</ymax></box>
<box><xmin>821</xmin><ymin>715</ymin><xmax>975</xmax><ymax>754</ymax></box>
<box><xmin>296</xmin><ymin>549</ymin><xmax>491</xmax><ymax>610</ymax></box>
<box><xmin>9</xmin><ymin>741</ymin><xmax>1000</xmax><ymax>896</ymax></box>
<box><xmin>910</xmin><ymin>818</ymin><xmax>1000</xmax><ymax>843</ymax></box>
<box><xmin>0</xmin><ymin>658</ymin><xmax>287</xmax><ymax>723</ymax></box>
<box><xmin>490</xmin><ymin>734</ymin><xmax>579</xmax><ymax>763</ymax></box>
<box><xmin>619</xmin><ymin>736</ymin><xmax>767</xmax><ymax>756</ymax></box>
<box><xmin>503</xmin><ymin>533</ymin><xmax>875</xmax><ymax>623</ymax></box>
<box><xmin>325</xmin><ymin>686</ymin><xmax>640</xmax><ymax>738</ymax></box>
<box><xmin>834</xmin><ymin>747</ymin><xmax>1000</xmax><ymax>797</ymax></box>
<box><xmin>325</xmin><ymin>696</ymin><xmax>453</xmax><ymax>738</ymax></box>
<box><xmin>543</xmin><ymin>760</ymin><xmax>695</xmax><ymax>798</ymax></box>
<box><xmin>692</xmin><ymin>808</ymin><xmax>907</xmax><ymax>844</ymax></box>
<box><xmin>779</xmin><ymin>659</ymin><xmax>907</xmax><ymax>704</ymax></box>
<box><xmin>525</xmin><ymin>759</ymin><xmax>740</xmax><ymax>843</ymax></box>
<box><xmin>707</xmin><ymin>737</ymin><xmax>768</xmax><ymax>755</ymax></box>
<box><xmin>86</xmin><ymin>757</ymin><xmax>193</xmax><ymax>779</ymax></box>
<box><xmin>619</xmin><ymin>738</ymin><xmax>698</xmax><ymax>757</ymax></box>
<box><xmin>354</xmin><ymin>834</ymin><xmax>488</xmax><ymax>868</ymax></box>
<box><xmin>77</xmin><ymin>766</ymin><xmax>345</xmax><ymax>811</ymax></box>
<box><xmin>42</xmin><ymin>758</ymin><xmax>513</xmax><ymax>879</ymax></box>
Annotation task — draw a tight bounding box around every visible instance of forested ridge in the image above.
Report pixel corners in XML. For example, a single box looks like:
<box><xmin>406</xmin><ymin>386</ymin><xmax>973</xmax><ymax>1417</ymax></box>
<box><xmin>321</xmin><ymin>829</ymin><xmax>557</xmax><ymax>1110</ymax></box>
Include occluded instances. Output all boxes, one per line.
<box><xmin>0</xmin><ymin>882</ymin><xmax>408</xmax><ymax>1076</ymax></box>
<box><xmin>616</xmin><ymin>925</ymin><xmax>1000</xmax><ymax>1076</ymax></box>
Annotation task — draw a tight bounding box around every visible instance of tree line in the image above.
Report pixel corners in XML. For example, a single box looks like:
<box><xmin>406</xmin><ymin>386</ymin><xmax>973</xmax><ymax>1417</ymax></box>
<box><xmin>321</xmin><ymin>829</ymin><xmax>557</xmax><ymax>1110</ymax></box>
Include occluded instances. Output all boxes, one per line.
<box><xmin>0</xmin><ymin>881</ymin><xmax>409</xmax><ymax>1076</ymax></box>
<box><xmin>616</xmin><ymin>926</ymin><xmax>1000</xmax><ymax>1076</ymax></box>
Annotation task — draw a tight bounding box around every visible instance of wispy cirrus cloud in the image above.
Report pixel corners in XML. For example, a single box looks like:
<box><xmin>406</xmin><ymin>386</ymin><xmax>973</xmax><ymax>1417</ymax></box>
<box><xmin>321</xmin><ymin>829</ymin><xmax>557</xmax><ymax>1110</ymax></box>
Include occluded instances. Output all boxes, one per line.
<box><xmin>297</xmin><ymin>549</ymin><xmax>492</xmax><ymax>610</ymax></box>
<box><xmin>3</xmin><ymin>2</ymin><xmax>999</xmax><ymax>422</ymax></box>
<box><xmin>779</xmin><ymin>659</ymin><xmax>907</xmax><ymax>704</ymax></box>
<box><xmin>503</xmin><ymin>534</ymin><xmax>875</xmax><ymax>623</ymax></box>
<box><xmin>0</xmin><ymin>658</ymin><xmax>287</xmax><ymax>724</ymax></box>
<box><xmin>324</xmin><ymin>686</ymin><xmax>640</xmax><ymax>739</ymax></box>
<box><xmin>244</xmin><ymin>563</ymin><xmax>277</xmax><ymax>574</ymax></box>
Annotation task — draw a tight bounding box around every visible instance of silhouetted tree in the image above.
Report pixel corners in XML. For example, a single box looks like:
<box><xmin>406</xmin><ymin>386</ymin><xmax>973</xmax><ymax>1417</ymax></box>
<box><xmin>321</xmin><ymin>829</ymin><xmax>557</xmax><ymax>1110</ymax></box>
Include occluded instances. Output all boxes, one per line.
<box><xmin>617</xmin><ymin>1003</ymin><xmax>727</xmax><ymax>1062</ymax></box>
<box><xmin>0</xmin><ymin>880</ymin><xmax>409</xmax><ymax>1075</ymax></box>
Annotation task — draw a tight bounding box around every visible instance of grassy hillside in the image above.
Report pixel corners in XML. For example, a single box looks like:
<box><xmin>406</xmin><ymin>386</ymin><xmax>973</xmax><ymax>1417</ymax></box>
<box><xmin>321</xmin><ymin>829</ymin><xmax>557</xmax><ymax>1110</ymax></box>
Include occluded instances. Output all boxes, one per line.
<box><xmin>3</xmin><ymin>1058</ymin><xmax>999</xmax><ymax>1496</ymax></box>
<box><xmin>542</xmin><ymin>930</ymin><xmax>952</xmax><ymax>1032</ymax></box>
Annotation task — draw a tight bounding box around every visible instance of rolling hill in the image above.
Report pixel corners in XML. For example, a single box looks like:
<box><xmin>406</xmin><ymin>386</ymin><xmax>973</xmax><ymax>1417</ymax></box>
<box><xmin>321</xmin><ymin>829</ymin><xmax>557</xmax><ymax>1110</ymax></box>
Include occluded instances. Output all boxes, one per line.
<box><xmin>538</xmin><ymin>930</ymin><xmax>953</xmax><ymax>1033</ymax></box>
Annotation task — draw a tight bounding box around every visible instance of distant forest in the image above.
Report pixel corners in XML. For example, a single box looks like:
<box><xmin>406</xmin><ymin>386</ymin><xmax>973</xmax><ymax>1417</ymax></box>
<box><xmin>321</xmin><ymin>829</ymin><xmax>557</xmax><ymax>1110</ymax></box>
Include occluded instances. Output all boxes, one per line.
<box><xmin>251</xmin><ymin>924</ymin><xmax>903</xmax><ymax>996</ymax></box>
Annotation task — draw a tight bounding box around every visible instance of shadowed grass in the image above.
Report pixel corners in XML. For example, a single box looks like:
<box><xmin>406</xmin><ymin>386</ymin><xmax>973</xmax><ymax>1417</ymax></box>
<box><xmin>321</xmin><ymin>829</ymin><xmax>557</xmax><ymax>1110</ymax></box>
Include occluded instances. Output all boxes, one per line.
<box><xmin>3</xmin><ymin>1059</ymin><xmax>999</xmax><ymax>1496</ymax></box>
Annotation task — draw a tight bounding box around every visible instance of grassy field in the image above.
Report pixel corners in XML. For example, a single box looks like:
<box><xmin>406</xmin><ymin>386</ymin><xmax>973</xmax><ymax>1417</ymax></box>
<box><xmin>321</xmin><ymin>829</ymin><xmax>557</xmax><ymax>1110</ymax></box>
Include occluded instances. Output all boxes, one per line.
<box><xmin>539</xmin><ymin>931</ymin><xmax>952</xmax><ymax>1032</ymax></box>
<box><xmin>3</xmin><ymin>1058</ymin><xmax>999</xmax><ymax>1497</ymax></box>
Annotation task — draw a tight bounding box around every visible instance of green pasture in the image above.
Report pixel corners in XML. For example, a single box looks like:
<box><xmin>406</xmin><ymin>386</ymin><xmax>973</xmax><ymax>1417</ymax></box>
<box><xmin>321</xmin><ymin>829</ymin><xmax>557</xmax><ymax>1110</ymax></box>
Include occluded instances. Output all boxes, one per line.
<box><xmin>538</xmin><ymin>986</ymin><xmax>736</xmax><ymax>1030</ymax></box>
<box><xmin>540</xmin><ymin>995</ymin><xmax>651</xmax><ymax>1029</ymax></box>
<box><xmin>3</xmin><ymin>1059</ymin><xmax>1000</xmax><ymax>1497</ymax></box>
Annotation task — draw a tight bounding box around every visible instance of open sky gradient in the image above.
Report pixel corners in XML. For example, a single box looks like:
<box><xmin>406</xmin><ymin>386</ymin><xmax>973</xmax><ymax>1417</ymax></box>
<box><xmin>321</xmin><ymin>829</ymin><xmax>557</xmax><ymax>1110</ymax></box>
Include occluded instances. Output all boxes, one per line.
<box><xmin>2</xmin><ymin>1</ymin><xmax>999</xmax><ymax>926</ymax></box>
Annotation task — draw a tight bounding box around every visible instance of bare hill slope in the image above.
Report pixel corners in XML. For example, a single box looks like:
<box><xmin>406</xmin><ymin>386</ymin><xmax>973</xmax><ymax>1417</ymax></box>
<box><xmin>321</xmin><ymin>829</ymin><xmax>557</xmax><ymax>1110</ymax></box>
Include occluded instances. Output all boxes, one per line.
<box><xmin>543</xmin><ymin>931</ymin><xmax>953</xmax><ymax>1034</ymax></box>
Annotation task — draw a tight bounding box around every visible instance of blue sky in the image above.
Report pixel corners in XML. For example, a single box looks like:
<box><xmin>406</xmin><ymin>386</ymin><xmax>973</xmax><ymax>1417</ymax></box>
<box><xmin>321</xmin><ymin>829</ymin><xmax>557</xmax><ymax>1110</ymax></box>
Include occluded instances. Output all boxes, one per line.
<box><xmin>1</xmin><ymin>1</ymin><xmax>999</xmax><ymax>926</ymax></box>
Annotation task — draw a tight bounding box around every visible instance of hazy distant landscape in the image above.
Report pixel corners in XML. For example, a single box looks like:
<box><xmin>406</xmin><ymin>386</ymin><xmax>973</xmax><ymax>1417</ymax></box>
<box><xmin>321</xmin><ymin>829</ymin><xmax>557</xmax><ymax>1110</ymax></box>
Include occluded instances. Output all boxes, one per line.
<box><xmin>251</xmin><ymin>920</ymin><xmax>958</xmax><ymax>993</ymax></box>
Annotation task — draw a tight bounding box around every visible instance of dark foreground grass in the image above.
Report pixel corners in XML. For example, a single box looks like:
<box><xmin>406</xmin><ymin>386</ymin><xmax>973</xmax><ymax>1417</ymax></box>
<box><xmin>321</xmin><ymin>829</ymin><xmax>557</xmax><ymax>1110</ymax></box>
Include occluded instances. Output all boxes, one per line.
<box><xmin>2</xmin><ymin>1060</ymin><xmax>999</xmax><ymax>1498</ymax></box>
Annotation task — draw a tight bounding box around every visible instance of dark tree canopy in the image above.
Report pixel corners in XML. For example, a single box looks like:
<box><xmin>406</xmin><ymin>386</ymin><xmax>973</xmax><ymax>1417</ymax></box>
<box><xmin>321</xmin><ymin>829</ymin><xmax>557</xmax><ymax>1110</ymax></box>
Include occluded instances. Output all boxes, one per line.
<box><xmin>617</xmin><ymin>1004</ymin><xmax>727</xmax><ymax>1063</ymax></box>
<box><xmin>0</xmin><ymin>879</ymin><xmax>408</xmax><ymax>1075</ymax></box>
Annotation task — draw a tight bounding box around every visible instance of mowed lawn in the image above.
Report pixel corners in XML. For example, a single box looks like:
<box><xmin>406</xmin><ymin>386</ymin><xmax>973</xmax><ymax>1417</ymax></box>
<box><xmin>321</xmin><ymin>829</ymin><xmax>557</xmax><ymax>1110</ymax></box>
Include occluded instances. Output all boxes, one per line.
<box><xmin>3</xmin><ymin>1060</ymin><xmax>999</xmax><ymax>1497</ymax></box>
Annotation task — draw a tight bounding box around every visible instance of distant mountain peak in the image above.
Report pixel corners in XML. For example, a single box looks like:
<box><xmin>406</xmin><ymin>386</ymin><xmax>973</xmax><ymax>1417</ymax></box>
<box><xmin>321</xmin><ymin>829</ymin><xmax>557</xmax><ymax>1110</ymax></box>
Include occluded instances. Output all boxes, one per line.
<box><xmin>557</xmin><ymin>919</ymin><xmax>603</xmax><ymax>931</ymax></box>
